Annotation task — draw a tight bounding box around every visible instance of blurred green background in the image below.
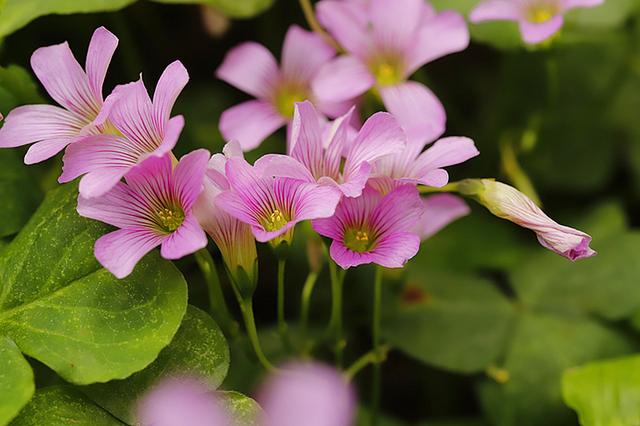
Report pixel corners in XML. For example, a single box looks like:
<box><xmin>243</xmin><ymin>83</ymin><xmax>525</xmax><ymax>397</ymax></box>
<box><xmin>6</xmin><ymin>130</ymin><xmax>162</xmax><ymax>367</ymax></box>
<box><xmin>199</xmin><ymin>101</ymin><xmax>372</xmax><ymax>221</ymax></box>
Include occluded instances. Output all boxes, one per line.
<box><xmin>2</xmin><ymin>0</ymin><xmax>640</xmax><ymax>425</ymax></box>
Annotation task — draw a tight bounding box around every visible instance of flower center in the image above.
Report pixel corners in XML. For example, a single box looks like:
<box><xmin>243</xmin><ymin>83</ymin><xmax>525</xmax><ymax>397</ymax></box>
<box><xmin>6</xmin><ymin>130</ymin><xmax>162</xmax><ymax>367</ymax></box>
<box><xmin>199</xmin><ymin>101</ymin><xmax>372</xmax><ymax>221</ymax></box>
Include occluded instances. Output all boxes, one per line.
<box><xmin>263</xmin><ymin>209</ymin><xmax>288</xmax><ymax>232</ymax></box>
<box><xmin>274</xmin><ymin>85</ymin><xmax>308</xmax><ymax>119</ymax></box>
<box><xmin>156</xmin><ymin>206</ymin><xmax>185</xmax><ymax>233</ymax></box>
<box><xmin>526</xmin><ymin>4</ymin><xmax>557</xmax><ymax>23</ymax></box>
<box><xmin>344</xmin><ymin>228</ymin><xmax>374</xmax><ymax>253</ymax></box>
<box><xmin>369</xmin><ymin>57</ymin><xmax>403</xmax><ymax>86</ymax></box>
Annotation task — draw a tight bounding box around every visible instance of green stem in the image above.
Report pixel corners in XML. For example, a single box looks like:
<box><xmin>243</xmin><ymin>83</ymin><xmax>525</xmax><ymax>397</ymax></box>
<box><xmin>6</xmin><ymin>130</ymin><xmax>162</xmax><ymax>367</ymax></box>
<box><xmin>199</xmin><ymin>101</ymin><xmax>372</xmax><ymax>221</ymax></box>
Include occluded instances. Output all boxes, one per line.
<box><xmin>327</xmin><ymin>261</ymin><xmax>346</xmax><ymax>366</ymax></box>
<box><xmin>194</xmin><ymin>249</ymin><xmax>238</xmax><ymax>338</ymax></box>
<box><xmin>345</xmin><ymin>344</ymin><xmax>390</xmax><ymax>381</ymax></box>
<box><xmin>371</xmin><ymin>267</ymin><xmax>383</xmax><ymax>426</ymax></box>
<box><xmin>300</xmin><ymin>271</ymin><xmax>319</xmax><ymax>340</ymax></box>
<box><xmin>418</xmin><ymin>182</ymin><xmax>460</xmax><ymax>194</ymax></box>
<box><xmin>500</xmin><ymin>136</ymin><xmax>542</xmax><ymax>206</ymax></box>
<box><xmin>277</xmin><ymin>259</ymin><xmax>288</xmax><ymax>343</ymax></box>
<box><xmin>238</xmin><ymin>299</ymin><xmax>276</xmax><ymax>371</ymax></box>
<box><xmin>298</xmin><ymin>0</ymin><xmax>342</xmax><ymax>51</ymax></box>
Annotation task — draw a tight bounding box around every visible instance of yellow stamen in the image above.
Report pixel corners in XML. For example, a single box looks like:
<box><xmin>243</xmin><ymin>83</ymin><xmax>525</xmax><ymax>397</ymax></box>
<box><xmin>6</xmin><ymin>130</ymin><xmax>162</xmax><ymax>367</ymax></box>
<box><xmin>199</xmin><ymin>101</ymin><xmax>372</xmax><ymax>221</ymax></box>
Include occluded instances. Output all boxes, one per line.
<box><xmin>157</xmin><ymin>206</ymin><xmax>185</xmax><ymax>232</ymax></box>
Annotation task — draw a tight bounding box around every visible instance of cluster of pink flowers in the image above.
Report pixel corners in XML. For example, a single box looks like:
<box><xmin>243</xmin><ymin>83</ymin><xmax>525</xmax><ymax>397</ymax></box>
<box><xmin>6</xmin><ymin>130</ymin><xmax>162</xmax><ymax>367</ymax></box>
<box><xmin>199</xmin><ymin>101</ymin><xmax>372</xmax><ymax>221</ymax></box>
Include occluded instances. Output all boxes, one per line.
<box><xmin>136</xmin><ymin>362</ymin><xmax>356</xmax><ymax>426</ymax></box>
<box><xmin>0</xmin><ymin>0</ymin><xmax>600</xmax><ymax>282</ymax></box>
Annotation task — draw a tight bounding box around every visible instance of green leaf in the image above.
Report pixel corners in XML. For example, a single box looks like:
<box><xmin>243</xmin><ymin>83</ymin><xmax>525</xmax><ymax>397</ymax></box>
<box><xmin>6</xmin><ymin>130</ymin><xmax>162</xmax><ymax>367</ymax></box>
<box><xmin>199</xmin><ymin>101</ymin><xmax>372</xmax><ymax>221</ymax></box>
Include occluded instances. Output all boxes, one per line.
<box><xmin>0</xmin><ymin>0</ymin><xmax>136</xmax><ymax>38</ymax></box>
<box><xmin>219</xmin><ymin>391</ymin><xmax>261</xmax><ymax>426</ymax></box>
<box><xmin>83</xmin><ymin>305</ymin><xmax>230</xmax><ymax>424</ymax></box>
<box><xmin>381</xmin><ymin>270</ymin><xmax>515</xmax><ymax>373</ymax></box>
<box><xmin>0</xmin><ymin>337</ymin><xmax>34</xmax><ymax>425</ymax></box>
<box><xmin>0</xmin><ymin>150</ymin><xmax>42</xmax><ymax>238</ymax></box>
<box><xmin>10</xmin><ymin>386</ymin><xmax>123</xmax><ymax>426</ymax></box>
<box><xmin>0</xmin><ymin>65</ymin><xmax>43</xmax><ymax>110</ymax></box>
<box><xmin>478</xmin><ymin>313</ymin><xmax>635</xmax><ymax>426</ymax></box>
<box><xmin>509</xmin><ymin>232</ymin><xmax>640</xmax><ymax>321</ymax></box>
<box><xmin>151</xmin><ymin>0</ymin><xmax>275</xmax><ymax>18</ymax></box>
<box><xmin>562</xmin><ymin>355</ymin><xmax>640</xmax><ymax>426</ymax></box>
<box><xmin>0</xmin><ymin>183</ymin><xmax>188</xmax><ymax>384</ymax></box>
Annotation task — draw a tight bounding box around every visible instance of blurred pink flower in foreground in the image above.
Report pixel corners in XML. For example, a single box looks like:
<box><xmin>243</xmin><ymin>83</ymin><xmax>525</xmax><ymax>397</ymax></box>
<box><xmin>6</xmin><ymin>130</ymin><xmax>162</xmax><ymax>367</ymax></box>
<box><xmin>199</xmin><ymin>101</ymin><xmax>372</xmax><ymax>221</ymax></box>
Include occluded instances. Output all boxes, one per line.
<box><xmin>216</xmin><ymin>25</ymin><xmax>351</xmax><ymax>151</ymax></box>
<box><xmin>313</xmin><ymin>0</ymin><xmax>469</xmax><ymax>147</ymax></box>
<box><xmin>77</xmin><ymin>150</ymin><xmax>209</xmax><ymax>278</ymax></box>
<box><xmin>468</xmin><ymin>179</ymin><xmax>596</xmax><ymax>260</ymax></box>
<box><xmin>137</xmin><ymin>377</ymin><xmax>230</xmax><ymax>426</ymax></box>
<box><xmin>313</xmin><ymin>184</ymin><xmax>423</xmax><ymax>269</ymax></box>
<box><xmin>419</xmin><ymin>193</ymin><xmax>470</xmax><ymax>240</ymax></box>
<box><xmin>0</xmin><ymin>26</ymin><xmax>118</xmax><ymax>164</ymax></box>
<box><xmin>258</xmin><ymin>362</ymin><xmax>356</xmax><ymax>426</ymax></box>
<box><xmin>470</xmin><ymin>0</ymin><xmax>604</xmax><ymax>44</ymax></box>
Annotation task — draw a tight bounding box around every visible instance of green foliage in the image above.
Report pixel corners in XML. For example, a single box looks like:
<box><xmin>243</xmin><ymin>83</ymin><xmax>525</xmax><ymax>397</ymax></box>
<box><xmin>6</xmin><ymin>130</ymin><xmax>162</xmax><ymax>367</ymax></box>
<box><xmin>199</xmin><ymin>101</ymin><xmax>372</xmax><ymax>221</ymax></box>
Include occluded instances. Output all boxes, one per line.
<box><xmin>0</xmin><ymin>0</ymin><xmax>275</xmax><ymax>38</ymax></box>
<box><xmin>11</xmin><ymin>386</ymin><xmax>123</xmax><ymax>426</ymax></box>
<box><xmin>0</xmin><ymin>65</ymin><xmax>44</xmax><ymax>238</ymax></box>
<box><xmin>381</xmin><ymin>270</ymin><xmax>515</xmax><ymax>373</ymax></box>
<box><xmin>219</xmin><ymin>391</ymin><xmax>261</xmax><ymax>426</ymax></box>
<box><xmin>562</xmin><ymin>355</ymin><xmax>640</xmax><ymax>426</ymax></box>
<box><xmin>0</xmin><ymin>183</ymin><xmax>188</xmax><ymax>384</ymax></box>
<box><xmin>83</xmin><ymin>306</ymin><xmax>230</xmax><ymax>424</ymax></box>
<box><xmin>152</xmin><ymin>0</ymin><xmax>275</xmax><ymax>18</ymax></box>
<box><xmin>0</xmin><ymin>337</ymin><xmax>33</xmax><ymax>425</ymax></box>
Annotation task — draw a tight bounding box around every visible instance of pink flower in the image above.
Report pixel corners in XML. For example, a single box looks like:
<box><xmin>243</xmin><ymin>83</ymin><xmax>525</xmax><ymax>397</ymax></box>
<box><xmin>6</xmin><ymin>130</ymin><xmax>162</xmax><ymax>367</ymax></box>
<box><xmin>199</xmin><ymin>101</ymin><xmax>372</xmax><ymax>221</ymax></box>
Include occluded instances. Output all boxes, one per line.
<box><xmin>0</xmin><ymin>26</ymin><xmax>118</xmax><ymax>164</ymax></box>
<box><xmin>194</xmin><ymin>142</ymin><xmax>258</xmax><ymax>285</ymax></box>
<box><xmin>137</xmin><ymin>377</ymin><xmax>230</xmax><ymax>426</ymax></box>
<box><xmin>419</xmin><ymin>193</ymin><xmax>470</xmax><ymax>240</ymax></box>
<box><xmin>216</xmin><ymin>25</ymin><xmax>349</xmax><ymax>151</ymax></box>
<box><xmin>255</xmin><ymin>101</ymin><xmax>406</xmax><ymax>198</ymax></box>
<box><xmin>258</xmin><ymin>362</ymin><xmax>356</xmax><ymax>426</ymax></box>
<box><xmin>313</xmin><ymin>0</ymin><xmax>469</xmax><ymax>146</ymax></box>
<box><xmin>77</xmin><ymin>150</ymin><xmax>209</xmax><ymax>279</ymax></box>
<box><xmin>59</xmin><ymin>60</ymin><xmax>189</xmax><ymax>198</ymax></box>
<box><xmin>465</xmin><ymin>179</ymin><xmax>596</xmax><ymax>260</ymax></box>
<box><xmin>216</xmin><ymin>155</ymin><xmax>342</xmax><ymax>246</ymax></box>
<box><xmin>371</xmin><ymin>135</ymin><xmax>479</xmax><ymax>192</ymax></box>
<box><xmin>313</xmin><ymin>184</ymin><xmax>423</xmax><ymax>269</ymax></box>
<box><xmin>470</xmin><ymin>0</ymin><xmax>604</xmax><ymax>44</ymax></box>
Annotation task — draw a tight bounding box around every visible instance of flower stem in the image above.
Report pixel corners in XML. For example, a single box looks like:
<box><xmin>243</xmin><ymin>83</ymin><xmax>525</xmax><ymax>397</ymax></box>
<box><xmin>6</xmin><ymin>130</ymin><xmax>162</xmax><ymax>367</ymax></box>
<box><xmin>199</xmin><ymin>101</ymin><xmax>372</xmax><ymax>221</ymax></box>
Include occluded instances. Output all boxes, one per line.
<box><xmin>194</xmin><ymin>249</ymin><xmax>239</xmax><ymax>338</ymax></box>
<box><xmin>371</xmin><ymin>266</ymin><xmax>383</xmax><ymax>426</ymax></box>
<box><xmin>298</xmin><ymin>0</ymin><xmax>342</xmax><ymax>51</ymax></box>
<box><xmin>500</xmin><ymin>136</ymin><xmax>542</xmax><ymax>206</ymax></box>
<box><xmin>300</xmin><ymin>270</ymin><xmax>319</xmax><ymax>347</ymax></box>
<box><xmin>327</xmin><ymin>261</ymin><xmax>346</xmax><ymax>366</ymax></box>
<box><xmin>277</xmin><ymin>258</ymin><xmax>288</xmax><ymax>344</ymax></box>
<box><xmin>238</xmin><ymin>298</ymin><xmax>276</xmax><ymax>371</ymax></box>
<box><xmin>345</xmin><ymin>344</ymin><xmax>390</xmax><ymax>381</ymax></box>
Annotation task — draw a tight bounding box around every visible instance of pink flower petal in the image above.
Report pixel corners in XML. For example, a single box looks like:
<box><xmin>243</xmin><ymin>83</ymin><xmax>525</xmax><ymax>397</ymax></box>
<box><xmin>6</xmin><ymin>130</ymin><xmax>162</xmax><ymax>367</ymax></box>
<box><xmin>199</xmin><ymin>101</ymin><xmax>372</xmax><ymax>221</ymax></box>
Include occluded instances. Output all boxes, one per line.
<box><xmin>329</xmin><ymin>240</ymin><xmax>377</xmax><ymax>269</ymax></box>
<box><xmin>216</xmin><ymin>42</ymin><xmax>279</xmax><ymax>99</ymax></box>
<box><xmin>293</xmin><ymin>181</ymin><xmax>342</xmax><ymax>222</ymax></box>
<box><xmin>368</xmin><ymin>232</ymin><xmax>421</xmax><ymax>268</ymax></box>
<box><xmin>409</xmin><ymin>136</ymin><xmax>479</xmax><ymax>187</ymax></box>
<box><xmin>281</xmin><ymin>25</ymin><xmax>335</xmax><ymax>83</ymax></box>
<box><xmin>160</xmin><ymin>213</ymin><xmax>207</xmax><ymax>259</ymax></box>
<box><xmin>312</xmin><ymin>56</ymin><xmax>375</xmax><ymax>104</ymax></box>
<box><xmin>109</xmin><ymin>79</ymin><xmax>156</xmax><ymax>146</ymax></box>
<box><xmin>519</xmin><ymin>15</ymin><xmax>564</xmax><ymax>44</ymax></box>
<box><xmin>379</xmin><ymin>81</ymin><xmax>446</xmax><ymax>148</ymax></box>
<box><xmin>406</xmin><ymin>10</ymin><xmax>469</xmax><ymax>76</ymax></box>
<box><xmin>172</xmin><ymin>149</ymin><xmax>210</xmax><ymax>210</ymax></box>
<box><xmin>85</xmin><ymin>26</ymin><xmax>118</xmax><ymax>102</ymax></box>
<box><xmin>419</xmin><ymin>194</ymin><xmax>469</xmax><ymax>239</ymax></box>
<box><xmin>560</xmin><ymin>0</ymin><xmax>604</xmax><ymax>10</ymax></box>
<box><xmin>370</xmin><ymin>0</ymin><xmax>424</xmax><ymax>51</ymax></box>
<box><xmin>258</xmin><ymin>362</ymin><xmax>356</xmax><ymax>426</ymax></box>
<box><xmin>94</xmin><ymin>228</ymin><xmax>164</xmax><ymax>279</ymax></box>
<box><xmin>24</xmin><ymin>137</ymin><xmax>78</xmax><ymax>165</ymax></box>
<box><xmin>344</xmin><ymin>112</ymin><xmax>406</xmax><ymax>179</ymax></box>
<box><xmin>254</xmin><ymin>154</ymin><xmax>315</xmax><ymax>182</ymax></box>
<box><xmin>153</xmin><ymin>61</ymin><xmax>189</xmax><ymax>132</ymax></box>
<box><xmin>370</xmin><ymin>184</ymin><xmax>423</xmax><ymax>234</ymax></box>
<box><xmin>30</xmin><ymin>41</ymin><xmax>98</xmax><ymax>118</ymax></box>
<box><xmin>0</xmin><ymin>105</ymin><xmax>83</xmax><ymax>157</ymax></box>
<box><xmin>77</xmin><ymin>182</ymin><xmax>144</xmax><ymax>229</ymax></box>
<box><xmin>469</xmin><ymin>0</ymin><xmax>520</xmax><ymax>22</ymax></box>
<box><xmin>316</xmin><ymin>0</ymin><xmax>370</xmax><ymax>57</ymax></box>
<box><xmin>219</xmin><ymin>100</ymin><xmax>285</xmax><ymax>151</ymax></box>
